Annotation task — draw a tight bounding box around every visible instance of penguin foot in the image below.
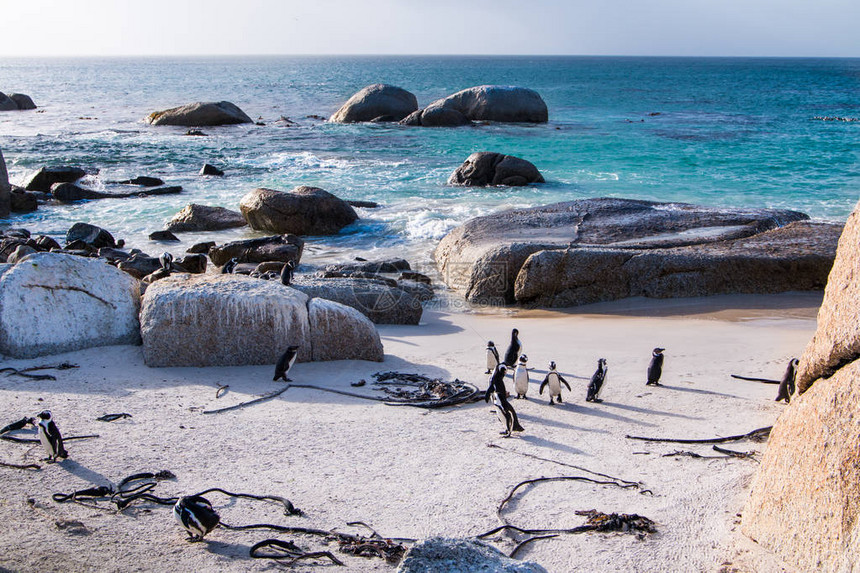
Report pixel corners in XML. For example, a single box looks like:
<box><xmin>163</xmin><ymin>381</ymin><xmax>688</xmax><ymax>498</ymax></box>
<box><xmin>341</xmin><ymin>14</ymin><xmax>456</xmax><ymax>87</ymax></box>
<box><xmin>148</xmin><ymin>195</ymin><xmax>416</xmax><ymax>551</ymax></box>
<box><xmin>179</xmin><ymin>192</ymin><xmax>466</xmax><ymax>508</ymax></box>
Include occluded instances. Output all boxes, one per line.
<box><xmin>557</xmin><ymin>397</ymin><xmax>563</xmax><ymax>403</ymax></box>
<box><xmin>592</xmin><ymin>398</ymin><xmax>603</xmax><ymax>403</ymax></box>
<box><xmin>485</xmin><ymin>370</ymin><xmax>491</xmax><ymax>374</ymax></box>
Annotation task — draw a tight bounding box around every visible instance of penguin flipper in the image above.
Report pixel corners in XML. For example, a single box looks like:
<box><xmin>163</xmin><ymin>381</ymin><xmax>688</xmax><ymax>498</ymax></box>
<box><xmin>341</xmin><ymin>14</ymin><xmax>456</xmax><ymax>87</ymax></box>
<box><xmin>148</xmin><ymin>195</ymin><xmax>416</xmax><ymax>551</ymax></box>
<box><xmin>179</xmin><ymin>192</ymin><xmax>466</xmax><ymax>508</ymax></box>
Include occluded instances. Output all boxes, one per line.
<box><xmin>559</xmin><ymin>376</ymin><xmax>571</xmax><ymax>392</ymax></box>
<box><xmin>539</xmin><ymin>378</ymin><xmax>548</xmax><ymax>395</ymax></box>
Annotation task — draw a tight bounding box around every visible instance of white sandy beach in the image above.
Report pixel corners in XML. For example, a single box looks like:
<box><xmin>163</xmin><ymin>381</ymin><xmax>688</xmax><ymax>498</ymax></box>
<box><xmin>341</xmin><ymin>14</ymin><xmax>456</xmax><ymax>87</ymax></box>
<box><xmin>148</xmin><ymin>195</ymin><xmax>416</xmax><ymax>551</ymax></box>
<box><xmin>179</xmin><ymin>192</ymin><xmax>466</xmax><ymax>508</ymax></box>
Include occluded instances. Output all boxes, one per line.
<box><xmin>0</xmin><ymin>293</ymin><xmax>817</xmax><ymax>573</ymax></box>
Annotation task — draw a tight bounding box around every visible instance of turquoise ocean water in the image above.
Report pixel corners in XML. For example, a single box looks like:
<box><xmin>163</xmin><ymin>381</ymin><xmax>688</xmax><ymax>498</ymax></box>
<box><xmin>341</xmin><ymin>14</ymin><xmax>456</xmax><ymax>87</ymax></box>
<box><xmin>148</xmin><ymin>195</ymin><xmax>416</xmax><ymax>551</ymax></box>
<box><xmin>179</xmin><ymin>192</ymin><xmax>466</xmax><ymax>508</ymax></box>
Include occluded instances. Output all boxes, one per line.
<box><xmin>0</xmin><ymin>56</ymin><xmax>858</xmax><ymax>267</ymax></box>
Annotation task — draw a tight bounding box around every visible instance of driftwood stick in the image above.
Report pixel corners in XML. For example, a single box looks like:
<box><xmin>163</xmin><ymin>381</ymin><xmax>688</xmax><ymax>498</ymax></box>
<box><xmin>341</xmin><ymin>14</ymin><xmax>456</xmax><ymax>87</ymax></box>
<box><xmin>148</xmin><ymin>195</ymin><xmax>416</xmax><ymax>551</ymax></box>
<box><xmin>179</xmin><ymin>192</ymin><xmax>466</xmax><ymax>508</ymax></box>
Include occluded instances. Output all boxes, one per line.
<box><xmin>712</xmin><ymin>445</ymin><xmax>758</xmax><ymax>459</ymax></box>
<box><xmin>731</xmin><ymin>374</ymin><xmax>780</xmax><ymax>384</ymax></box>
<box><xmin>509</xmin><ymin>534</ymin><xmax>558</xmax><ymax>559</ymax></box>
<box><xmin>626</xmin><ymin>426</ymin><xmax>772</xmax><ymax>444</ymax></box>
<box><xmin>202</xmin><ymin>385</ymin><xmax>290</xmax><ymax>414</ymax></box>
<box><xmin>0</xmin><ymin>460</ymin><xmax>41</xmax><ymax>470</ymax></box>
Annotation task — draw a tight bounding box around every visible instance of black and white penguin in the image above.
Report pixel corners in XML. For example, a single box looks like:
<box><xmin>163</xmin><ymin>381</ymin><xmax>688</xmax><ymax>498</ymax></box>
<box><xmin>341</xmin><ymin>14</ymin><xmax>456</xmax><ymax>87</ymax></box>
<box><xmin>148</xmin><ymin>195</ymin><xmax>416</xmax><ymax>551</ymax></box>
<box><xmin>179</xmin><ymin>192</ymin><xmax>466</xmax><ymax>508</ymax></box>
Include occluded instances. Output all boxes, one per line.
<box><xmin>646</xmin><ymin>348</ymin><xmax>665</xmax><ymax>386</ymax></box>
<box><xmin>273</xmin><ymin>345</ymin><xmax>300</xmax><ymax>382</ymax></box>
<box><xmin>586</xmin><ymin>358</ymin><xmax>608</xmax><ymax>403</ymax></box>
<box><xmin>221</xmin><ymin>258</ymin><xmax>238</xmax><ymax>274</ymax></box>
<box><xmin>484</xmin><ymin>365</ymin><xmax>524</xmax><ymax>437</ymax></box>
<box><xmin>775</xmin><ymin>358</ymin><xmax>799</xmax><ymax>404</ymax></box>
<box><xmin>174</xmin><ymin>495</ymin><xmax>220</xmax><ymax>542</ymax></box>
<box><xmin>159</xmin><ymin>252</ymin><xmax>173</xmax><ymax>272</ymax></box>
<box><xmin>280</xmin><ymin>261</ymin><xmax>295</xmax><ymax>286</ymax></box>
<box><xmin>485</xmin><ymin>341</ymin><xmax>500</xmax><ymax>374</ymax></box>
<box><xmin>503</xmin><ymin>328</ymin><xmax>522</xmax><ymax>367</ymax></box>
<box><xmin>513</xmin><ymin>354</ymin><xmax>530</xmax><ymax>399</ymax></box>
<box><xmin>35</xmin><ymin>410</ymin><xmax>68</xmax><ymax>462</ymax></box>
<box><xmin>539</xmin><ymin>361</ymin><xmax>571</xmax><ymax>405</ymax></box>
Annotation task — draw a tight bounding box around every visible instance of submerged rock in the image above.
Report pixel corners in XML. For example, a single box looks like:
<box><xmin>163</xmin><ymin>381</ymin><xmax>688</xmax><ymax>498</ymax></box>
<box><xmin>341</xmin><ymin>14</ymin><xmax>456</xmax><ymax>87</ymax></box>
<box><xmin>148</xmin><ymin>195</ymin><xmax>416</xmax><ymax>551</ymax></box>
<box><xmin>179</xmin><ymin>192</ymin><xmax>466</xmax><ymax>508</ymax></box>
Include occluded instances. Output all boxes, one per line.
<box><xmin>165</xmin><ymin>204</ymin><xmax>246</xmax><ymax>233</ymax></box>
<box><xmin>436</xmin><ymin>197</ymin><xmax>839</xmax><ymax>306</ymax></box>
<box><xmin>239</xmin><ymin>186</ymin><xmax>358</xmax><ymax>236</ymax></box>
<box><xmin>402</xmin><ymin>85</ymin><xmax>548</xmax><ymax>126</ymax></box>
<box><xmin>52</xmin><ymin>182</ymin><xmax>182</xmax><ymax>203</ymax></box>
<box><xmin>329</xmin><ymin>84</ymin><xmax>418</xmax><ymax>123</ymax></box>
<box><xmin>146</xmin><ymin>101</ymin><xmax>252</xmax><ymax>126</ymax></box>
<box><xmin>0</xmin><ymin>253</ymin><xmax>141</xmax><ymax>358</ymax></box>
<box><xmin>199</xmin><ymin>163</ymin><xmax>224</xmax><ymax>176</ymax></box>
<box><xmin>8</xmin><ymin>93</ymin><xmax>36</xmax><ymax>110</ymax></box>
<box><xmin>448</xmin><ymin>152</ymin><xmax>544</xmax><ymax>187</ymax></box>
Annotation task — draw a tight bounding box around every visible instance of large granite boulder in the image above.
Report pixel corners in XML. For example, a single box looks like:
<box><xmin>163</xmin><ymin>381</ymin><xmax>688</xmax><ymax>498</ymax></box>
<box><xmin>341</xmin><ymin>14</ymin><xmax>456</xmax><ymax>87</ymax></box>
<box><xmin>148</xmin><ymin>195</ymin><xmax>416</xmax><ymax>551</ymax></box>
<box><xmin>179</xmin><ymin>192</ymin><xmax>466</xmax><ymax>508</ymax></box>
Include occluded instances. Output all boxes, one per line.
<box><xmin>165</xmin><ymin>204</ymin><xmax>247</xmax><ymax>233</ymax></box>
<box><xmin>140</xmin><ymin>274</ymin><xmax>310</xmax><ymax>367</ymax></box>
<box><xmin>329</xmin><ymin>84</ymin><xmax>418</xmax><ymax>123</ymax></box>
<box><xmin>795</xmin><ymin>200</ymin><xmax>860</xmax><ymax>393</ymax></box>
<box><xmin>239</xmin><ymin>186</ymin><xmax>358</xmax><ymax>236</ymax></box>
<box><xmin>292</xmin><ymin>277</ymin><xmax>422</xmax><ymax>325</ymax></box>
<box><xmin>0</xmin><ymin>148</ymin><xmax>9</xmax><ymax>218</ymax></box>
<box><xmin>448</xmin><ymin>152</ymin><xmax>544</xmax><ymax>187</ymax></box>
<box><xmin>308</xmin><ymin>298</ymin><xmax>383</xmax><ymax>362</ymax></box>
<box><xmin>8</xmin><ymin>93</ymin><xmax>36</xmax><ymax>110</ymax></box>
<box><xmin>208</xmin><ymin>234</ymin><xmax>304</xmax><ymax>267</ymax></box>
<box><xmin>397</xmin><ymin>538</ymin><xmax>547</xmax><ymax>573</ymax></box>
<box><xmin>23</xmin><ymin>166</ymin><xmax>86</xmax><ymax>192</ymax></box>
<box><xmin>0</xmin><ymin>253</ymin><xmax>141</xmax><ymax>358</ymax></box>
<box><xmin>402</xmin><ymin>85</ymin><xmax>548</xmax><ymax>127</ymax></box>
<box><xmin>435</xmin><ymin>197</ymin><xmax>839</xmax><ymax>305</ymax></box>
<box><xmin>145</xmin><ymin>101</ymin><xmax>252</xmax><ymax>127</ymax></box>
<box><xmin>742</xmin><ymin>201</ymin><xmax>860</xmax><ymax>571</ymax></box>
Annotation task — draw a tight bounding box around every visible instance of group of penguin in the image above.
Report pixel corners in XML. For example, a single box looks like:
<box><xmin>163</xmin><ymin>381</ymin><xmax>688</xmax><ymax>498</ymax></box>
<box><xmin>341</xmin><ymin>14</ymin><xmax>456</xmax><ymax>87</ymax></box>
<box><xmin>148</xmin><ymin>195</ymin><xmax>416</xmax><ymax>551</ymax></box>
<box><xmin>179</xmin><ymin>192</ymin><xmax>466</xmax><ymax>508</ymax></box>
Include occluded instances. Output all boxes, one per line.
<box><xmin>484</xmin><ymin>328</ymin><xmax>666</xmax><ymax>437</ymax></box>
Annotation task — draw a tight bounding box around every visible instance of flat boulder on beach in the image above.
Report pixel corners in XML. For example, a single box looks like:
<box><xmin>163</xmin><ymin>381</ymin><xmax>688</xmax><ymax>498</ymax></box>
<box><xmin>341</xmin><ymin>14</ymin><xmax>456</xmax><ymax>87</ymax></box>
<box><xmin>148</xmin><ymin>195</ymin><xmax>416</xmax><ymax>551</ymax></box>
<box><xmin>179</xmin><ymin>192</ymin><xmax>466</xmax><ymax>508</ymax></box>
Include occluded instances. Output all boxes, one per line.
<box><xmin>292</xmin><ymin>276</ymin><xmax>423</xmax><ymax>325</ymax></box>
<box><xmin>435</xmin><ymin>197</ymin><xmax>841</xmax><ymax>306</ymax></box>
<box><xmin>329</xmin><ymin>83</ymin><xmax>418</xmax><ymax>123</ymax></box>
<box><xmin>240</xmin><ymin>186</ymin><xmax>358</xmax><ymax>236</ymax></box>
<box><xmin>145</xmin><ymin>101</ymin><xmax>252</xmax><ymax>126</ymax></box>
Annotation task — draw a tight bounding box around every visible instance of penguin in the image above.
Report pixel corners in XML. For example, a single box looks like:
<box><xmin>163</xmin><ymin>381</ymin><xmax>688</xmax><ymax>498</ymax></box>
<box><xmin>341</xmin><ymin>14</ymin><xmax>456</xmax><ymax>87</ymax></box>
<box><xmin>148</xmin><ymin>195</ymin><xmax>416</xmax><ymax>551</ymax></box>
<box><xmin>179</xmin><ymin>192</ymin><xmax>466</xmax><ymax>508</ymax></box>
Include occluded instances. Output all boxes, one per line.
<box><xmin>159</xmin><ymin>252</ymin><xmax>173</xmax><ymax>272</ymax></box>
<box><xmin>513</xmin><ymin>354</ymin><xmax>530</xmax><ymax>399</ymax></box>
<box><xmin>646</xmin><ymin>348</ymin><xmax>665</xmax><ymax>386</ymax></box>
<box><xmin>273</xmin><ymin>345</ymin><xmax>300</xmax><ymax>382</ymax></box>
<box><xmin>35</xmin><ymin>410</ymin><xmax>68</xmax><ymax>462</ymax></box>
<box><xmin>174</xmin><ymin>495</ymin><xmax>220</xmax><ymax>542</ymax></box>
<box><xmin>503</xmin><ymin>328</ymin><xmax>522</xmax><ymax>367</ymax></box>
<box><xmin>586</xmin><ymin>358</ymin><xmax>608</xmax><ymax>403</ymax></box>
<box><xmin>540</xmin><ymin>361</ymin><xmax>571</xmax><ymax>405</ymax></box>
<box><xmin>221</xmin><ymin>258</ymin><xmax>238</xmax><ymax>274</ymax></box>
<box><xmin>485</xmin><ymin>341</ymin><xmax>500</xmax><ymax>374</ymax></box>
<box><xmin>775</xmin><ymin>358</ymin><xmax>799</xmax><ymax>404</ymax></box>
<box><xmin>280</xmin><ymin>260</ymin><xmax>295</xmax><ymax>286</ymax></box>
<box><xmin>484</xmin><ymin>365</ymin><xmax>524</xmax><ymax>437</ymax></box>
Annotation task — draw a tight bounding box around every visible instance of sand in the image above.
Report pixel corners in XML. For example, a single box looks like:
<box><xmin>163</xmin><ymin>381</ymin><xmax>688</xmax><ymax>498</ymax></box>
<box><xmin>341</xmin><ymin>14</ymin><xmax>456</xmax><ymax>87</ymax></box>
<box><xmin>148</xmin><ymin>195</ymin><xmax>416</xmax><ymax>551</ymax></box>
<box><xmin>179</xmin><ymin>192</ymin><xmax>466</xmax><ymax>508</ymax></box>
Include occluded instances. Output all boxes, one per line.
<box><xmin>0</xmin><ymin>293</ymin><xmax>817</xmax><ymax>573</ymax></box>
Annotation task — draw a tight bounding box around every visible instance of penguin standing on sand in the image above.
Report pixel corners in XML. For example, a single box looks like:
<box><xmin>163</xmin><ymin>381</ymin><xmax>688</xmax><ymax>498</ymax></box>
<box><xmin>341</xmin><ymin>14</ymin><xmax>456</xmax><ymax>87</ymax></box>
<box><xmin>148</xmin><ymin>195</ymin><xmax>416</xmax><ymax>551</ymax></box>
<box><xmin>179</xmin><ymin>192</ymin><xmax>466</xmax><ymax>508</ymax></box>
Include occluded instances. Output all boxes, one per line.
<box><xmin>513</xmin><ymin>354</ymin><xmax>530</xmax><ymax>399</ymax></box>
<box><xmin>273</xmin><ymin>345</ymin><xmax>300</xmax><ymax>382</ymax></box>
<box><xmin>174</xmin><ymin>495</ymin><xmax>220</xmax><ymax>542</ymax></box>
<box><xmin>503</xmin><ymin>328</ymin><xmax>522</xmax><ymax>367</ymax></box>
<box><xmin>485</xmin><ymin>365</ymin><xmax>524</xmax><ymax>437</ymax></box>
<box><xmin>485</xmin><ymin>341</ymin><xmax>500</xmax><ymax>374</ymax></box>
<box><xmin>775</xmin><ymin>358</ymin><xmax>799</xmax><ymax>404</ymax></box>
<box><xmin>540</xmin><ymin>361</ymin><xmax>571</xmax><ymax>405</ymax></box>
<box><xmin>586</xmin><ymin>358</ymin><xmax>608</xmax><ymax>403</ymax></box>
<box><xmin>35</xmin><ymin>411</ymin><xmax>68</xmax><ymax>462</ymax></box>
<box><xmin>646</xmin><ymin>348</ymin><xmax>665</xmax><ymax>386</ymax></box>
<box><xmin>280</xmin><ymin>261</ymin><xmax>295</xmax><ymax>286</ymax></box>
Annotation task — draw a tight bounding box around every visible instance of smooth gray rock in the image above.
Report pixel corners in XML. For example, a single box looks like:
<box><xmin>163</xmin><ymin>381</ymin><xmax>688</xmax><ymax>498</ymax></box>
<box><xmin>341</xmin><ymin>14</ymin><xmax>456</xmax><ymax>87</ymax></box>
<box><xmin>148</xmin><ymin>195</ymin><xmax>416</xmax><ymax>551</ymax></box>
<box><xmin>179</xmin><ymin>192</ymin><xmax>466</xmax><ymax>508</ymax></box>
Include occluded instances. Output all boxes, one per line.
<box><xmin>208</xmin><ymin>234</ymin><xmax>304</xmax><ymax>267</ymax></box>
<box><xmin>0</xmin><ymin>148</ymin><xmax>9</xmax><ymax>217</ymax></box>
<box><xmin>24</xmin><ymin>166</ymin><xmax>86</xmax><ymax>192</ymax></box>
<box><xmin>329</xmin><ymin>84</ymin><xmax>418</xmax><ymax>123</ymax></box>
<box><xmin>292</xmin><ymin>277</ymin><xmax>423</xmax><ymax>325</ymax></box>
<box><xmin>448</xmin><ymin>152</ymin><xmax>544</xmax><ymax>187</ymax></box>
<box><xmin>146</xmin><ymin>101</ymin><xmax>252</xmax><ymax>126</ymax></box>
<box><xmin>0</xmin><ymin>253</ymin><xmax>141</xmax><ymax>358</ymax></box>
<box><xmin>140</xmin><ymin>274</ymin><xmax>310</xmax><ymax>367</ymax></box>
<box><xmin>405</xmin><ymin>85</ymin><xmax>548</xmax><ymax>126</ymax></box>
<box><xmin>0</xmin><ymin>92</ymin><xmax>18</xmax><ymax>111</ymax></box>
<box><xmin>8</xmin><ymin>93</ymin><xmax>36</xmax><ymax>110</ymax></box>
<box><xmin>436</xmin><ymin>197</ymin><xmax>837</xmax><ymax>306</ymax></box>
<box><xmin>240</xmin><ymin>186</ymin><xmax>358</xmax><ymax>236</ymax></box>
<box><xmin>308</xmin><ymin>298</ymin><xmax>384</xmax><ymax>362</ymax></box>
<box><xmin>116</xmin><ymin>255</ymin><xmax>162</xmax><ymax>279</ymax></box>
<box><xmin>7</xmin><ymin>244</ymin><xmax>37</xmax><ymax>264</ymax></box>
<box><xmin>165</xmin><ymin>204</ymin><xmax>247</xmax><ymax>233</ymax></box>
<box><xmin>324</xmin><ymin>259</ymin><xmax>411</xmax><ymax>274</ymax></box>
<box><xmin>66</xmin><ymin>222</ymin><xmax>116</xmax><ymax>249</ymax></box>
<box><xmin>397</xmin><ymin>537</ymin><xmax>547</xmax><ymax>573</ymax></box>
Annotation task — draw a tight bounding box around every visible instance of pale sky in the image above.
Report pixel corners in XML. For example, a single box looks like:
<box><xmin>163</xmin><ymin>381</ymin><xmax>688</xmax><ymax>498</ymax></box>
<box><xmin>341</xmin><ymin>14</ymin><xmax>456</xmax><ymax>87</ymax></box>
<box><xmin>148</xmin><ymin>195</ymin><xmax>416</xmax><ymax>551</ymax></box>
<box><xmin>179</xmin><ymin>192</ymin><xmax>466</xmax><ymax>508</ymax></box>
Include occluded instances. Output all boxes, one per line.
<box><xmin>2</xmin><ymin>0</ymin><xmax>858</xmax><ymax>58</ymax></box>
